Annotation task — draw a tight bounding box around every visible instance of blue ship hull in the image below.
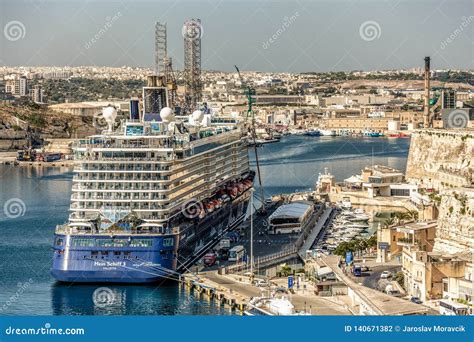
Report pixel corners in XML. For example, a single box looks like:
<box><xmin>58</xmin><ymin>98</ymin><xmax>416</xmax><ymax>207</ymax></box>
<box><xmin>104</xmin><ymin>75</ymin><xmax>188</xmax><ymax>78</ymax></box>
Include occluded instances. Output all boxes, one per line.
<box><xmin>51</xmin><ymin>234</ymin><xmax>178</xmax><ymax>283</ymax></box>
<box><xmin>51</xmin><ymin>189</ymin><xmax>251</xmax><ymax>283</ymax></box>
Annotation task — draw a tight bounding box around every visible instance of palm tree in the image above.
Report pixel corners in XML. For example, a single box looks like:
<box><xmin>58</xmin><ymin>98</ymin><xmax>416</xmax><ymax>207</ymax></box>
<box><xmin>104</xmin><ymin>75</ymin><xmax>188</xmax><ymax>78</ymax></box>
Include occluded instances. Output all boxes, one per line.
<box><xmin>366</xmin><ymin>235</ymin><xmax>377</xmax><ymax>249</ymax></box>
<box><xmin>405</xmin><ymin>209</ymin><xmax>419</xmax><ymax>221</ymax></box>
<box><xmin>358</xmin><ymin>239</ymin><xmax>368</xmax><ymax>254</ymax></box>
<box><xmin>334</xmin><ymin>241</ymin><xmax>354</xmax><ymax>257</ymax></box>
<box><xmin>383</xmin><ymin>216</ymin><xmax>396</xmax><ymax>228</ymax></box>
<box><xmin>392</xmin><ymin>212</ymin><xmax>401</xmax><ymax>225</ymax></box>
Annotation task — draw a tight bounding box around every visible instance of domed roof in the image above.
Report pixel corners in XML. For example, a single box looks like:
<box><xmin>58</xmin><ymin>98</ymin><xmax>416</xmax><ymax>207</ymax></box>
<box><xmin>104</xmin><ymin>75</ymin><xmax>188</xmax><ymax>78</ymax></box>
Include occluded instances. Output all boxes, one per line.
<box><xmin>192</xmin><ymin>110</ymin><xmax>204</xmax><ymax>122</ymax></box>
<box><xmin>160</xmin><ymin>107</ymin><xmax>174</xmax><ymax>122</ymax></box>
<box><xmin>102</xmin><ymin>106</ymin><xmax>117</xmax><ymax>120</ymax></box>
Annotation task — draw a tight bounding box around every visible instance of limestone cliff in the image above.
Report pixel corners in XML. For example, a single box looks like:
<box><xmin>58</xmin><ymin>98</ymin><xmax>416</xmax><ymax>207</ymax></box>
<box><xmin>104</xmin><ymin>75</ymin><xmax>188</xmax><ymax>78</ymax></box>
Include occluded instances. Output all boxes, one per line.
<box><xmin>434</xmin><ymin>188</ymin><xmax>474</xmax><ymax>254</ymax></box>
<box><xmin>406</xmin><ymin>129</ymin><xmax>474</xmax><ymax>190</ymax></box>
<box><xmin>0</xmin><ymin>103</ymin><xmax>96</xmax><ymax>151</ymax></box>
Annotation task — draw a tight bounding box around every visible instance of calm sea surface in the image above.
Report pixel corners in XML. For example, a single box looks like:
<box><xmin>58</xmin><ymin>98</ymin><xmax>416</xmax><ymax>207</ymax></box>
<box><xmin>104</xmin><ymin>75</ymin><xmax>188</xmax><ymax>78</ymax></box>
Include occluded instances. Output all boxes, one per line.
<box><xmin>0</xmin><ymin>135</ymin><xmax>410</xmax><ymax>315</ymax></box>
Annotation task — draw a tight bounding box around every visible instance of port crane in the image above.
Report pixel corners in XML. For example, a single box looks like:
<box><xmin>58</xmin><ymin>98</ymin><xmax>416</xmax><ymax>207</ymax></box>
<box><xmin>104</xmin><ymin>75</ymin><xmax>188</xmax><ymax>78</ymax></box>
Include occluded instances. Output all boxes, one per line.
<box><xmin>234</xmin><ymin>65</ymin><xmax>266</xmax><ymax>216</ymax></box>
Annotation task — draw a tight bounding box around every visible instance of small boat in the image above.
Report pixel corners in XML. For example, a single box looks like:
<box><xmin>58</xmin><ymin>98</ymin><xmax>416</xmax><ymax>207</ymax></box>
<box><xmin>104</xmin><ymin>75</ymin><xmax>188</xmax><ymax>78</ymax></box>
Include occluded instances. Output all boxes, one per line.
<box><xmin>346</xmin><ymin>223</ymin><xmax>369</xmax><ymax>229</ymax></box>
<box><xmin>340</xmin><ymin>196</ymin><xmax>352</xmax><ymax>209</ymax></box>
<box><xmin>304</xmin><ymin>130</ymin><xmax>320</xmax><ymax>137</ymax></box>
<box><xmin>319</xmin><ymin>129</ymin><xmax>336</xmax><ymax>136</ymax></box>
<box><xmin>349</xmin><ymin>214</ymin><xmax>370</xmax><ymax>222</ymax></box>
<box><xmin>363</xmin><ymin>130</ymin><xmax>383</xmax><ymax>137</ymax></box>
<box><xmin>387</xmin><ymin>132</ymin><xmax>409</xmax><ymax>138</ymax></box>
<box><xmin>245</xmin><ymin>296</ymin><xmax>295</xmax><ymax>316</ymax></box>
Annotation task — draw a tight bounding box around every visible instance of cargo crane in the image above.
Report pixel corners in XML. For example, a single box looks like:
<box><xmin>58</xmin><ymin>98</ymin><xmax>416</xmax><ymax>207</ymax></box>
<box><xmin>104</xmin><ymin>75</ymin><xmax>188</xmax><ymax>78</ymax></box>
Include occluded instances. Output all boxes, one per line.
<box><xmin>234</xmin><ymin>65</ymin><xmax>266</xmax><ymax>215</ymax></box>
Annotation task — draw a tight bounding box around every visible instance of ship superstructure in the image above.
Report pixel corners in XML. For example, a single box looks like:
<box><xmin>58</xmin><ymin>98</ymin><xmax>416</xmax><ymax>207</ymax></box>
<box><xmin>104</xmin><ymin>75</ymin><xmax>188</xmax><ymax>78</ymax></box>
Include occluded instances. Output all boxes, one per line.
<box><xmin>51</xmin><ymin>98</ymin><xmax>253</xmax><ymax>283</ymax></box>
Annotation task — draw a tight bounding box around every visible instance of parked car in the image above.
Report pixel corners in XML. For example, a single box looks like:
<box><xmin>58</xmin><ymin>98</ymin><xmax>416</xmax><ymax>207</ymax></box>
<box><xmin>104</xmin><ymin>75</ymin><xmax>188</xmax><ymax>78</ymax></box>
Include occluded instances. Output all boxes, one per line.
<box><xmin>203</xmin><ymin>253</ymin><xmax>217</xmax><ymax>267</ymax></box>
<box><xmin>273</xmin><ymin>286</ymin><xmax>288</xmax><ymax>294</ymax></box>
<box><xmin>410</xmin><ymin>297</ymin><xmax>423</xmax><ymax>304</ymax></box>
<box><xmin>386</xmin><ymin>289</ymin><xmax>401</xmax><ymax>297</ymax></box>
<box><xmin>380</xmin><ymin>271</ymin><xmax>392</xmax><ymax>279</ymax></box>
<box><xmin>253</xmin><ymin>279</ymin><xmax>269</xmax><ymax>287</ymax></box>
<box><xmin>352</xmin><ymin>266</ymin><xmax>362</xmax><ymax>277</ymax></box>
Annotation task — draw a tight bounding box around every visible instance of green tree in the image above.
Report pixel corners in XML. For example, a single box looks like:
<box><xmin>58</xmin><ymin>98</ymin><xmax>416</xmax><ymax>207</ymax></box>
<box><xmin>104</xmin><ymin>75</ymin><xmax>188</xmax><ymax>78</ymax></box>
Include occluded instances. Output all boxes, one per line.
<box><xmin>383</xmin><ymin>216</ymin><xmax>396</xmax><ymax>228</ymax></box>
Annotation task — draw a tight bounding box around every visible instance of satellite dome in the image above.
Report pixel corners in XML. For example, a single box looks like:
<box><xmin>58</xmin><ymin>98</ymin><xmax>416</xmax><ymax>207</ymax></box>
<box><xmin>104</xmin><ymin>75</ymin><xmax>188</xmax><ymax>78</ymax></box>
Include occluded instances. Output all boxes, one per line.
<box><xmin>160</xmin><ymin>107</ymin><xmax>174</xmax><ymax>122</ymax></box>
<box><xmin>102</xmin><ymin>106</ymin><xmax>117</xmax><ymax>120</ymax></box>
<box><xmin>192</xmin><ymin>110</ymin><xmax>204</xmax><ymax>122</ymax></box>
<box><xmin>102</xmin><ymin>106</ymin><xmax>117</xmax><ymax>132</ymax></box>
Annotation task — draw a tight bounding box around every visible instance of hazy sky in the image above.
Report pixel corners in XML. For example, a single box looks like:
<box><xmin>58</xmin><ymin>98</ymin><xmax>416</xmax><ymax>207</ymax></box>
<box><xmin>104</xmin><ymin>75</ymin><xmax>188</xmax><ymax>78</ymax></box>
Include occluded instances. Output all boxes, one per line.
<box><xmin>0</xmin><ymin>0</ymin><xmax>472</xmax><ymax>72</ymax></box>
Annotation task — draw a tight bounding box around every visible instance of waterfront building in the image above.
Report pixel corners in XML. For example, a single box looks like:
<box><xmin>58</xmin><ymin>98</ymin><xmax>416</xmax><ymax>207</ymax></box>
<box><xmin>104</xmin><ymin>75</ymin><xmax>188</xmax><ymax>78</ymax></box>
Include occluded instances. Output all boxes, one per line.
<box><xmin>357</xmin><ymin>165</ymin><xmax>419</xmax><ymax>199</ymax></box>
<box><xmin>267</xmin><ymin>201</ymin><xmax>314</xmax><ymax>234</ymax></box>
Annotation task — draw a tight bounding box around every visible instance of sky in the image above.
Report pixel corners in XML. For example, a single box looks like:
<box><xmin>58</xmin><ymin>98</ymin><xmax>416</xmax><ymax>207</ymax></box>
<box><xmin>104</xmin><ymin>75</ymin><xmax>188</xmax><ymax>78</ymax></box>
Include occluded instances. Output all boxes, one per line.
<box><xmin>0</xmin><ymin>0</ymin><xmax>472</xmax><ymax>72</ymax></box>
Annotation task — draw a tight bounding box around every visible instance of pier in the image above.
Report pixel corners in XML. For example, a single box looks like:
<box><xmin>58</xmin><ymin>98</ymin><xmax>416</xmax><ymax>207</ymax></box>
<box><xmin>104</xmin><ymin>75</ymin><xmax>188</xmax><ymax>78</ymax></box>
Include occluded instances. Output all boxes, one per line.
<box><xmin>182</xmin><ymin>271</ymin><xmax>353</xmax><ymax>315</ymax></box>
<box><xmin>297</xmin><ymin>207</ymin><xmax>334</xmax><ymax>259</ymax></box>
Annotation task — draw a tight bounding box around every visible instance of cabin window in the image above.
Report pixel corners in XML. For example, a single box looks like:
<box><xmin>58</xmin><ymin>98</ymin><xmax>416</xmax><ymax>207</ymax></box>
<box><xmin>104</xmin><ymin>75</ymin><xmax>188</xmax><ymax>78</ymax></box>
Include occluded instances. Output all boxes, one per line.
<box><xmin>130</xmin><ymin>239</ymin><xmax>152</xmax><ymax>248</ymax></box>
<box><xmin>163</xmin><ymin>238</ymin><xmax>174</xmax><ymax>247</ymax></box>
<box><xmin>96</xmin><ymin>239</ymin><xmax>128</xmax><ymax>248</ymax></box>
<box><xmin>72</xmin><ymin>238</ymin><xmax>95</xmax><ymax>247</ymax></box>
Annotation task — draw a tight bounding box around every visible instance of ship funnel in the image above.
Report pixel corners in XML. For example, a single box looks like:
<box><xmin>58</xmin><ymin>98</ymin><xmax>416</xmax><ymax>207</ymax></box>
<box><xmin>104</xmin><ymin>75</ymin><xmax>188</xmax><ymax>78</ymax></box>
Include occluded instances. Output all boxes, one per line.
<box><xmin>423</xmin><ymin>56</ymin><xmax>431</xmax><ymax>128</ymax></box>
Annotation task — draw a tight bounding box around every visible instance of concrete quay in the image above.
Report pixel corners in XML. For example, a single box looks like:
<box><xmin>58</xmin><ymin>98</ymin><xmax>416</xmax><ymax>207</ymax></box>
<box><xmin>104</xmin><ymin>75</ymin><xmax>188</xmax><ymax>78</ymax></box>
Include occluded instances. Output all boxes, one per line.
<box><xmin>182</xmin><ymin>270</ymin><xmax>353</xmax><ymax>315</ymax></box>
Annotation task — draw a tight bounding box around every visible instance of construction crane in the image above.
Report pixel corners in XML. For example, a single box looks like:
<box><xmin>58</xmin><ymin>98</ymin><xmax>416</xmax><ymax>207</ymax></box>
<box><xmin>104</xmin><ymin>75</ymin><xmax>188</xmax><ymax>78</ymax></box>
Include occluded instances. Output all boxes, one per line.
<box><xmin>234</xmin><ymin>65</ymin><xmax>266</xmax><ymax>215</ymax></box>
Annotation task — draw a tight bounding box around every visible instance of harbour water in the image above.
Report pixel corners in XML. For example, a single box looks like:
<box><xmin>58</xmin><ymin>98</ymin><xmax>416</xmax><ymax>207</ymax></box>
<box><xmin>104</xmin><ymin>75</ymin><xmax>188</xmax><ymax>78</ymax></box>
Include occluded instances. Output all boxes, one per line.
<box><xmin>251</xmin><ymin>135</ymin><xmax>410</xmax><ymax>197</ymax></box>
<box><xmin>0</xmin><ymin>136</ymin><xmax>410</xmax><ymax>315</ymax></box>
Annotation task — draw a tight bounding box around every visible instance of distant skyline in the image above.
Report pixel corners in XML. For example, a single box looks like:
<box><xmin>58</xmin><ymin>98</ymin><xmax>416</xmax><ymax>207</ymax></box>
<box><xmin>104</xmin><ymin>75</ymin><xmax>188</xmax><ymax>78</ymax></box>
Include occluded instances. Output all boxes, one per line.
<box><xmin>0</xmin><ymin>0</ymin><xmax>472</xmax><ymax>72</ymax></box>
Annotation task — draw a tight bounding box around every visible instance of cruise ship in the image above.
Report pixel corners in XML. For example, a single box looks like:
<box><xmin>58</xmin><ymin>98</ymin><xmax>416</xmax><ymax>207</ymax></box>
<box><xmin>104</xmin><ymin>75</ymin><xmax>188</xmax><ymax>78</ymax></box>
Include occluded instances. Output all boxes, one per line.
<box><xmin>51</xmin><ymin>85</ymin><xmax>254</xmax><ymax>283</ymax></box>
